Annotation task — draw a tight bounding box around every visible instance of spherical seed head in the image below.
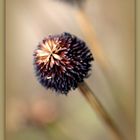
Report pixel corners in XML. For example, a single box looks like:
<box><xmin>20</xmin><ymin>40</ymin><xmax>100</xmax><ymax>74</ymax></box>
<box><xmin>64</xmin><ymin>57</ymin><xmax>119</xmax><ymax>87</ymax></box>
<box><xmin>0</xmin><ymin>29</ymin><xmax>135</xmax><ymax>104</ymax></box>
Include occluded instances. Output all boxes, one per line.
<box><xmin>33</xmin><ymin>32</ymin><xmax>94</xmax><ymax>95</ymax></box>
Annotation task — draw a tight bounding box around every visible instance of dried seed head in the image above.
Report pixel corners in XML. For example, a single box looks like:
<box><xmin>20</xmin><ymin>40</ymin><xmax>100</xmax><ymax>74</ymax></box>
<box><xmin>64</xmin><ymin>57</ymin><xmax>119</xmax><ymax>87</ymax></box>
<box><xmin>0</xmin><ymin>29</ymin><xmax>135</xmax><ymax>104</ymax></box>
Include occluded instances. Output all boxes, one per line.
<box><xmin>33</xmin><ymin>32</ymin><xmax>93</xmax><ymax>94</ymax></box>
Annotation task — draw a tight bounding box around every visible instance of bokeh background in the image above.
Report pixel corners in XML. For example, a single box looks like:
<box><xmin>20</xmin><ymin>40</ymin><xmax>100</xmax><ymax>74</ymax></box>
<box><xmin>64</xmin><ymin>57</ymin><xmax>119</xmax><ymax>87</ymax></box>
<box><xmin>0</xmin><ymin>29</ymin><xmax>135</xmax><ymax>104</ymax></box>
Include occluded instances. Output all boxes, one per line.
<box><xmin>6</xmin><ymin>0</ymin><xmax>135</xmax><ymax>140</ymax></box>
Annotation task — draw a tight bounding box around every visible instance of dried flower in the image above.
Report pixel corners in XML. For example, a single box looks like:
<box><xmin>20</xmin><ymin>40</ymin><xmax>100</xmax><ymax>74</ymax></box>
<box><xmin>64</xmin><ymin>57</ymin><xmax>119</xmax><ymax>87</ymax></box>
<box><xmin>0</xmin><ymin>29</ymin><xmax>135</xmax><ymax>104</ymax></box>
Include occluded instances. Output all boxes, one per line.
<box><xmin>33</xmin><ymin>32</ymin><xmax>93</xmax><ymax>94</ymax></box>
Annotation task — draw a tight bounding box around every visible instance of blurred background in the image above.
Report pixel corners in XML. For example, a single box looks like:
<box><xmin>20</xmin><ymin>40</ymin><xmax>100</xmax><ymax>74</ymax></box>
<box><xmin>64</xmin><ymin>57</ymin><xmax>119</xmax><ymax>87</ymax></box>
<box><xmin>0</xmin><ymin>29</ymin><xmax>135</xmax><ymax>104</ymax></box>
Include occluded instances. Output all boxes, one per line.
<box><xmin>6</xmin><ymin>0</ymin><xmax>135</xmax><ymax>140</ymax></box>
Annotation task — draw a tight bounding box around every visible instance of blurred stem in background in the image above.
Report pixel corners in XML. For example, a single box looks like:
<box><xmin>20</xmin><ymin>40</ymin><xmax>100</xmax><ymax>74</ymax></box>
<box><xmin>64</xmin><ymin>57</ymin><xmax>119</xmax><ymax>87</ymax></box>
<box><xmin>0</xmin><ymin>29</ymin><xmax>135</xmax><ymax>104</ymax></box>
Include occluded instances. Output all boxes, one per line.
<box><xmin>79</xmin><ymin>82</ymin><xmax>124</xmax><ymax>140</ymax></box>
<box><xmin>74</xmin><ymin>3</ymin><xmax>133</xmax><ymax>127</ymax></box>
<box><xmin>72</xmin><ymin>2</ymin><xmax>134</xmax><ymax>139</ymax></box>
<box><xmin>70</xmin><ymin>2</ymin><xmax>126</xmax><ymax>140</ymax></box>
<box><xmin>58</xmin><ymin>1</ymin><xmax>126</xmax><ymax>139</ymax></box>
<box><xmin>75</xmin><ymin>8</ymin><xmax>111</xmax><ymax>71</ymax></box>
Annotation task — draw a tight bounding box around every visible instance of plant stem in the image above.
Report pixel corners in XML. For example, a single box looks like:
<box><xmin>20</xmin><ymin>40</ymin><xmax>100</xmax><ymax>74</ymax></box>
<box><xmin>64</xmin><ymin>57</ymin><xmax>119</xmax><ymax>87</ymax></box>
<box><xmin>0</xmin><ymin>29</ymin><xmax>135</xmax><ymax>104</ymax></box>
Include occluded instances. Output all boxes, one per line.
<box><xmin>75</xmin><ymin>8</ymin><xmax>125</xmax><ymax>140</ymax></box>
<box><xmin>75</xmin><ymin>9</ymin><xmax>111</xmax><ymax>70</ymax></box>
<box><xmin>75</xmin><ymin>8</ymin><xmax>132</xmax><ymax>128</ymax></box>
<box><xmin>78</xmin><ymin>82</ymin><xmax>124</xmax><ymax>140</ymax></box>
